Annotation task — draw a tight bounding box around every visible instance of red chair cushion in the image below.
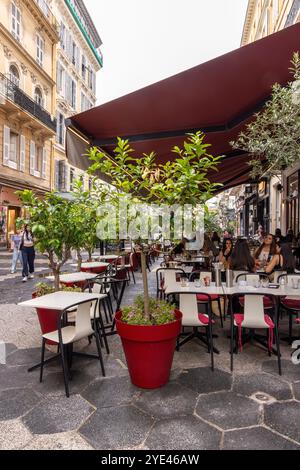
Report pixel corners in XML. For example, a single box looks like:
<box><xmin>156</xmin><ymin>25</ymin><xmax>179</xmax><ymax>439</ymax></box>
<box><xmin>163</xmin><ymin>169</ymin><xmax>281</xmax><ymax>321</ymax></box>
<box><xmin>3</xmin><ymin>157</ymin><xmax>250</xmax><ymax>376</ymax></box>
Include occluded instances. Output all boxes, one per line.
<box><xmin>197</xmin><ymin>294</ymin><xmax>219</xmax><ymax>301</ymax></box>
<box><xmin>282</xmin><ymin>298</ymin><xmax>300</xmax><ymax>310</ymax></box>
<box><xmin>198</xmin><ymin>313</ymin><xmax>215</xmax><ymax>325</ymax></box>
<box><xmin>233</xmin><ymin>313</ymin><xmax>274</xmax><ymax>352</ymax></box>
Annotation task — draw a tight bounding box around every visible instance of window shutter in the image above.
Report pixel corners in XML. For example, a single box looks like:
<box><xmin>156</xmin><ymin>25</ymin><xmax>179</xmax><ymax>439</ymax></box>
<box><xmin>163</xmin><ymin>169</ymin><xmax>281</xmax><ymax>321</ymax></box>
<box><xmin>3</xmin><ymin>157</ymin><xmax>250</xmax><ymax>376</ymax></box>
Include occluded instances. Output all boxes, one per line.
<box><xmin>54</xmin><ymin>160</ymin><xmax>59</xmax><ymax>189</ymax></box>
<box><xmin>30</xmin><ymin>140</ymin><xmax>35</xmax><ymax>175</ymax></box>
<box><xmin>20</xmin><ymin>134</ymin><xmax>25</xmax><ymax>172</ymax></box>
<box><xmin>41</xmin><ymin>147</ymin><xmax>47</xmax><ymax>179</ymax></box>
<box><xmin>3</xmin><ymin>125</ymin><xmax>10</xmax><ymax>166</ymax></box>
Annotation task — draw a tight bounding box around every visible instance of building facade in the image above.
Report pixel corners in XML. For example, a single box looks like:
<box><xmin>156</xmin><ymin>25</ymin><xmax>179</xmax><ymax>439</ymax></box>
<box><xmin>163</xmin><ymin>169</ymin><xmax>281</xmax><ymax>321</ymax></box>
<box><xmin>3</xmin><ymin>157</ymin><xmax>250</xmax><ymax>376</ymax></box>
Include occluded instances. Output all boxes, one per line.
<box><xmin>0</xmin><ymin>0</ymin><xmax>58</xmax><ymax>245</ymax></box>
<box><xmin>51</xmin><ymin>0</ymin><xmax>102</xmax><ymax>193</ymax></box>
<box><xmin>239</xmin><ymin>0</ymin><xmax>300</xmax><ymax>237</ymax></box>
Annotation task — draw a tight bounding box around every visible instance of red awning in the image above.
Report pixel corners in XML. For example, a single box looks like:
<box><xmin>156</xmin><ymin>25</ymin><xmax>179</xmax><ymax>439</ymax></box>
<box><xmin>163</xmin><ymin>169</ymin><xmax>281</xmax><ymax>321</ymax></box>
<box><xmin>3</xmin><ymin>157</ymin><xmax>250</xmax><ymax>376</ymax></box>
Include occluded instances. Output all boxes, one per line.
<box><xmin>67</xmin><ymin>23</ymin><xmax>300</xmax><ymax>191</ymax></box>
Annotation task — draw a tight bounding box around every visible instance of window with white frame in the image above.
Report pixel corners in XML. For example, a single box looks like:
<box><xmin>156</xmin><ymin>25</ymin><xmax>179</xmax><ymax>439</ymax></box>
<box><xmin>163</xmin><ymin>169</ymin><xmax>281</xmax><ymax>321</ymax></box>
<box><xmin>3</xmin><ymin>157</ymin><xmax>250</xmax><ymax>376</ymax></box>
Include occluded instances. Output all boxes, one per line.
<box><xmin>81</xmin><ymin>92</ymin><xmax>92</xmax><ymax>112</ymax></box>
<box><xmin>3</xmin><ymin>125</ymin><xmax>25</xmax><ymax>171</ymax></box>
<box><xmin>11</xmin><ymin>2</ymin><xmax>21</xmax><ymax>41</ymax></box>
<box><xmin>272</xmin><ymin>0</ymin><xmax>279</xmax><ymax>28</ymax></box>
<box><xmin>36</xmin><ymin>34</ymin><xmax>44</xmax><ymax>66</ymax></box>
<box><xmin>56</xmin><ymin>112</ymin><xmax>65</xmax><ymax>146</ymax></box>
<box><xmin>71</xmin><ymin>80</ymin><xmax>76</xmax><ymax>108</ymax></box>
<box><xmin>82</xmin><ymin>55</ymin><xmax>86</xmax><ymax>80</ymax></box>
<box><xmin>56</xmin><ymin>61</ymin><xmax>65</xmax><ymax>97</ymax></box>
<box><xmin>34</xmin><ymin>87</ymin><xmax>43</xmax><ymax>108</ymax></box>
<box><xmin>60</xmin><ymin>22</ymin><xmax>66</xmax><ymax>50</ymax></box>
<box><xmin>9</xmin><ymin>64</ymin><xmax>20</xmax><ymax>87</ymax></box>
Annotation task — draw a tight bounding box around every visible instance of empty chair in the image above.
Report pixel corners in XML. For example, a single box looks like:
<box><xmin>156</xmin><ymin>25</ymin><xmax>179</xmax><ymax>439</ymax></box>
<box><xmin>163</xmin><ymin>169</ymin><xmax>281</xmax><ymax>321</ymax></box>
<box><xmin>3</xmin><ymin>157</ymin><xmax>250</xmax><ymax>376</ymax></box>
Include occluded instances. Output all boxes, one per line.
<box><xmin>189</xmin><ymin>270</ymin><xmax>224</xmax><ymax>326</ymax></box>
<box><xmin>278</xmin><ymin>273</ymin><xmax>300</xmax><ymax>344</ymax></box>
<box><xmin>175</xmin><ymin>292</ymin><xmax>214</xmax><ymax>370</ymax></box>
<box><xmin>123</xmin><ymin>252</ymin><xmax>136</xmax><ymax>283</ymax></box>
<box><xmin>40</xmin><ymin>299</ymin><xmax>106</xmax><ymax>397</ymax></box>
<box><xmin>156</xmin><ymin>267</ymin><xmax>186</xmax><ymax>299</ymax></box>
<box><xmin>229</xmin><ymin>292</ymin><xmax>281</xmax><ymax>374</ymax></box>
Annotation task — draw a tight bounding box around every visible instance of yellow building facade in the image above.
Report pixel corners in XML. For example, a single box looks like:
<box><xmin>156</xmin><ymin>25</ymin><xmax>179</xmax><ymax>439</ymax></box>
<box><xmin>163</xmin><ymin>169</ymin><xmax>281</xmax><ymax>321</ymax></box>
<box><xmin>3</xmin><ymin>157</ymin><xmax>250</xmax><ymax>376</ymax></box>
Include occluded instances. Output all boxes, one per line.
<box><xmin>242</xmin><ymin>0</ymin><xmax>300</xmax><ymax>45</ymax></box>
<box><xmin>0</xmin><ymin>0</ymin><xmax>59</xmax><ymax>245</ymax></box>
<box><xmin>51</xmin><ymin>0</ymin><xmax>102</xmax><ymax>193</ymax></box>
<box><xmin>240</xmin><ymin>0</ymin><xmax>300</xmax><ymax>235</ymax></box>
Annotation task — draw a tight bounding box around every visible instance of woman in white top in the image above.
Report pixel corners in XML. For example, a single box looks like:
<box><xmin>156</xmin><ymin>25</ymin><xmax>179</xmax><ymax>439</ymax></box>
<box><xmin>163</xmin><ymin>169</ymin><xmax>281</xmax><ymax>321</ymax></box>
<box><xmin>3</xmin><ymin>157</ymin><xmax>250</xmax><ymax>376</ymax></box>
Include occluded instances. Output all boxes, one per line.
<box><xmin>20</xmin><ymin>224</ymin><xmax>35</xmax><ymax>282</ymax></box>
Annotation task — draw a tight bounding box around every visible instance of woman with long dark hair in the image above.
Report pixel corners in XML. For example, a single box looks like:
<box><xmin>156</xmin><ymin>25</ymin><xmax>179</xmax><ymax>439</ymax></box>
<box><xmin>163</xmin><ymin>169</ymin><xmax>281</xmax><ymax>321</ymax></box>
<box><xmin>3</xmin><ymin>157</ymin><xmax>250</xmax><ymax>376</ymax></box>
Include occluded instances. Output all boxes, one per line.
<box><xmin>219</xmin><ymin>238</ymin><xmax>233</xmax><ymax>269</ymax></box>
<box><xmin>254</xmin><ymin>233</ymin><xmax>278</xmax><ymax>270</ymax></box>
<box><xmin>265</xmin><ymin>242</ymin><xmax>295</xmax><ymax>275</ymax></box>
<box><xmin>20</xmin><ymin>224</ymin><xmax>35</xmax><ymax>282</ymax></box>
<box><xmin>230</xmin><ymin>238</ymin><xmax>255</xmax><ymax>272</ymax></box>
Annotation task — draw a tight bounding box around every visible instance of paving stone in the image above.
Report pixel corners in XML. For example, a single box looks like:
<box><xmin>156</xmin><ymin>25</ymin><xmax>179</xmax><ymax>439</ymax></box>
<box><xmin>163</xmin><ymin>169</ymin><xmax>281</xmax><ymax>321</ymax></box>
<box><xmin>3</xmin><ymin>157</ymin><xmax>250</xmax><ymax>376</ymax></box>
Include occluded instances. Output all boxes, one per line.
<box><xmin>177</xmin><ymin>367</ymin><xmax>232</xmax><ymax>394</ymax></box>
<box><xmin>0</xmin><ymin>388</ymin><xmax>41</xmax><ymax>420</ymax></box>
<box><xmin>292</xmin><ymin>382</ymin><xmax>300</xmax><ymax>401</ymax></box>
<box><xmin>6</xmin><ymin>347</ymin><xmax>50</xmax><ymax>366</ymax></box>
<box><xmin>145</xmin><ymin>416</ymin><xmax>221</xmax><ymax>450</ymax></box>
<box><xmin>265</xmin><ymin>401</ymin><xmax>300</xmax><ymax>442</ymax></box>
<box><xmin>0</xmin><ymin>419</ymin><xmax>32</xmax><ymax>450</ymax></box>
<box><xmin>0</xmin><ymin>365</ymin><xmax>38</xmax><ymax>391</ymax></box>
<box><xmin>22</xmin><ymin>395</ymin><xmax>94</xmax><ymax>434</ymax></box>
<box><xmin>223</xmin><ymin>426</ymin><xmax>300</xmax><ymax>450</ymax></box>
<box><xmin>79</xmin><ymin>405</ymin><xmax>154</xmax><ymax>449</ymax></box>
<box><xmin>262</xmin><ymin>359</ymin><xmax>300</xmax><ymax>382</ymax></box>
<box><xmin>32</xmin><ymin>369</ymin><xmax>97</xmax><ymax>397</ymax></box>
<box><xmin>196</xmin><ymin>391</ymin><xmax>260</xmax><ymax>430</ymax></box>
<box><xmin>82</xmin><ymin>376</ymin><xmax>138</xmax><ymax>408</ymax></box>
<box><xmin>24</xmin><ymin>431</ymin><xmax>94</xmax><ymax>450</ymax></box>
<box><xmin>3</xmin><ymin>343</ymin><xmax>18</xmax><ymax>357</ymax></box>
<box><xmin>135</xmin><ymin>382</ymin><xmax>198</xmax><ymax>419</ymax></box>
<box><xmin>233</xmin><ymin>373</ymin><xmax>292</xmax><ymax>401</ymax></box>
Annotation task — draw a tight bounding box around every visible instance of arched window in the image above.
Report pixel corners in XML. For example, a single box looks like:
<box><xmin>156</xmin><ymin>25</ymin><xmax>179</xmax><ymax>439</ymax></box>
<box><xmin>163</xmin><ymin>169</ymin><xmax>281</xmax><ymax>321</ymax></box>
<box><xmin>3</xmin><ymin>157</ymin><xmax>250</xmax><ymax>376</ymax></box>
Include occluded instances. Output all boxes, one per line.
<box><xmin>9</xmin><ymin>64</ymin><xmax>20</xmax><ymax>87</ymax></box>
<box><xmin>34</xmin><ymin>87</ymin><xmax>43</xmax><ymax>107</ymax></box>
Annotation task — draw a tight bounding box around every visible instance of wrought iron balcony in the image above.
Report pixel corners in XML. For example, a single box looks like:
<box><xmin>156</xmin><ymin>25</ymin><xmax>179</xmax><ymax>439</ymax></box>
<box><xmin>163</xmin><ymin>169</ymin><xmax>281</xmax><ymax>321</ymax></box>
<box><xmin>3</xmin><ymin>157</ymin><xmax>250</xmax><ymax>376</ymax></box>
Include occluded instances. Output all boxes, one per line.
<box><xmin>285</xmin><ymin>0</ymin><xmax>300</xmax><ymax>27</ymax></box>
<box><xmin>0</xmin><ymin>72</ymin><xmax>56</xmax><ymax>132</ymax></box>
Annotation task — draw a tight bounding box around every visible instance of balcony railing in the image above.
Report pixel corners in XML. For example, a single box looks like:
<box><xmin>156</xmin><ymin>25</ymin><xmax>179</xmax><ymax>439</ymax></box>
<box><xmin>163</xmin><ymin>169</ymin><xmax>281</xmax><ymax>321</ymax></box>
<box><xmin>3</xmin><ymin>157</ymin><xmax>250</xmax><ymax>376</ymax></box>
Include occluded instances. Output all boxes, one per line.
<box><xmin>0</xmin><ymin>73</ymin><xmax>56</xmax><ymax>132</ymax></box>
<box><xmin>285</xmin><ymin>0</ymin><xmax>300</xmax><ymax>27</ymax></box>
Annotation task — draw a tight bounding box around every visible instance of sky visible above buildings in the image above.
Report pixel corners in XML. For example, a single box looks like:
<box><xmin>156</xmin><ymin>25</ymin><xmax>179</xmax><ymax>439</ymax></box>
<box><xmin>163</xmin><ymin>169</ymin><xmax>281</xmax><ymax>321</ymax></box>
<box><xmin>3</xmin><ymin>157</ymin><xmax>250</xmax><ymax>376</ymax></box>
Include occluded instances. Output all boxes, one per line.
<box><xmin>85</xmin><ymin>0</ymin><xmax>249</xmax><ymax>104</ymax></box>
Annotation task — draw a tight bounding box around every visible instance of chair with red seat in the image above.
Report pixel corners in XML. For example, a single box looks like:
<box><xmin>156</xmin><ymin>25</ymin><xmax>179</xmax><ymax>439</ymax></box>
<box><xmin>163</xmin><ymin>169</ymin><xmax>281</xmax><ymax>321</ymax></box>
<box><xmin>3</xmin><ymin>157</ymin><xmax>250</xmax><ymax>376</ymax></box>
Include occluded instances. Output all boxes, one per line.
<box><xmin>156</xmin><ymin>267</ymin><xmax>186</xmax><ymax>299</ymax></box>
<box><xmin>189</xmin><ymin>270</ymin><xmax>224</xmax><ymax>327</ymax></box>
<box><xmin>278</xmin><ymin>273</ymin><xmax>300</xmax><ymax>344</ymax></box>
<box><xmin>171</xmin><ymin>292</ymin><xmax>215</xmax><ymax>370</ymax></box>
<box><xmin>229</xmin><ymin>292</ymin><xmax>281</xmax><ymax>375</ymax></box>
<box><xmin>235</xmin><ymin>273</ymin><xmax>273</xmax><ymax>309</ymax></box>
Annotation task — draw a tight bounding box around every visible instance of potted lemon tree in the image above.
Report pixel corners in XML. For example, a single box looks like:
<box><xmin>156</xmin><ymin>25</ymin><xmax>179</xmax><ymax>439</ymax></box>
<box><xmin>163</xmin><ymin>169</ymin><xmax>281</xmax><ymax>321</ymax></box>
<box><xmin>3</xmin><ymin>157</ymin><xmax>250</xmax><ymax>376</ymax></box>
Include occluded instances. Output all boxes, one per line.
<box><xmin>87</xmin><ymin>131</ymin><xmax>222</xmax><ymax>388</ymax></box>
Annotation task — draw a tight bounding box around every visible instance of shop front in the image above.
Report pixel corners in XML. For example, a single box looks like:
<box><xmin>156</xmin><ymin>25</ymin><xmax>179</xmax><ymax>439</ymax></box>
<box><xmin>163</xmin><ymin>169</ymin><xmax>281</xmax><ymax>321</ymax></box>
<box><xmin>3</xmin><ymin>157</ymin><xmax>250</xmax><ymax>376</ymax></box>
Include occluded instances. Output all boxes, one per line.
<box><xmin>0</xmin><ymin>186</ymin><xmax>23</xmax><ymax>247</ymax></box>
<box><xmin>285</xmin><ymin>169</ymin><xmax>299</xmax><ymax>235</ymax></box>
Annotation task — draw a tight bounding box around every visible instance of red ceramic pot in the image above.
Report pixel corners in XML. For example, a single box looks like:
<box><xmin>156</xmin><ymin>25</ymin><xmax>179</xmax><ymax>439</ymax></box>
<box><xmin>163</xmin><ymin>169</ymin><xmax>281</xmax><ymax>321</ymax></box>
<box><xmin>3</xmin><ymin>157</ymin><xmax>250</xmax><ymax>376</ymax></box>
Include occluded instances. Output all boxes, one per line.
<box><xmin>115</xmin><ymin>310</ymin><xmax>182</xmax><ymax>389</ymax></box>
<box><xmin>32</xmin><ymin>292</ymin><xmax>58</xmax><ymax>345</ymax></box>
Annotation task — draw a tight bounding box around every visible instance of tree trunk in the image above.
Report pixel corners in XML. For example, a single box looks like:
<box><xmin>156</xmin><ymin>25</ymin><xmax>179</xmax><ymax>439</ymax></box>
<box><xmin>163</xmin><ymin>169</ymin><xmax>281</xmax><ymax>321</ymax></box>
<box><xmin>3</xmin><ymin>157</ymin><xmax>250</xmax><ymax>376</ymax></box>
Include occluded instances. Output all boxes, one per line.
<box><xmin>77</xmin><ymin>249</ymin><xmax>82</xmax><ymax>271</ymax></box>
<box><xmin>53</xmin><ymin>269</ymin><xmax>60</xmax><ymax>291</ymax></box>
<box><xmin>140</xmin><ymin>251</ymin><xmax>150</xmax><ymax>320</ymax></box>
<box><xmin>87</xmin><ymin>247</ymin><xmax>93</xmax><ymax>262</ymax></box>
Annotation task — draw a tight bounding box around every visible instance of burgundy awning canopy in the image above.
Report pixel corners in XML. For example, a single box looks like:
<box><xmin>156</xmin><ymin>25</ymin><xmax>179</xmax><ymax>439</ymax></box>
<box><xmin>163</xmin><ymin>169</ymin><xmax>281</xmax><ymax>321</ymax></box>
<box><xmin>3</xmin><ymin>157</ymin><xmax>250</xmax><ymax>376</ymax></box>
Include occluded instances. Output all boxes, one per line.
<box><xmin>66</xmin><ymin>23</ymin><xmax>300</xmax><ymax>191</ymax></box>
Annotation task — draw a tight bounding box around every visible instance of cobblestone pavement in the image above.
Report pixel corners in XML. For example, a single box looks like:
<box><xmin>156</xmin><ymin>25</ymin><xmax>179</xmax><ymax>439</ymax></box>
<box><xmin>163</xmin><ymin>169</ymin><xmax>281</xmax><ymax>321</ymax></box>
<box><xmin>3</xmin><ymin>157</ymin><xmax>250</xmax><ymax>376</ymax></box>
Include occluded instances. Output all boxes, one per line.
<box><xmin>0</xmin><ymin>249</ymin><xmax>300</xmax><ymax>450</ymax></box>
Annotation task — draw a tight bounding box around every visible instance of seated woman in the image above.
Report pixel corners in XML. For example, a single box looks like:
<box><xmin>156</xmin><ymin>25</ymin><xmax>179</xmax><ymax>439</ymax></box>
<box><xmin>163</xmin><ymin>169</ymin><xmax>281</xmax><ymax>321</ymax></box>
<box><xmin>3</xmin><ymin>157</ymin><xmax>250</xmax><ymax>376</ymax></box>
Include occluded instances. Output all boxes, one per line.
<box><xmin>219</xmin><ymin>238</ymin><xmax>233</xmax><ymax>270</ymax></box>
<box><xmin>254</xmin><ymin>233</ymin><xmax>279</xmax><ymax>270</ymax></box>
<box><xmin>230</xmin><ymin>238</ymin><xmax>255</xmax><ymax>272</ymax></box>
<box><xmin>264</xmin><ymin>242</ymin><xmax>295</xmax><ymax>276</ymax></box>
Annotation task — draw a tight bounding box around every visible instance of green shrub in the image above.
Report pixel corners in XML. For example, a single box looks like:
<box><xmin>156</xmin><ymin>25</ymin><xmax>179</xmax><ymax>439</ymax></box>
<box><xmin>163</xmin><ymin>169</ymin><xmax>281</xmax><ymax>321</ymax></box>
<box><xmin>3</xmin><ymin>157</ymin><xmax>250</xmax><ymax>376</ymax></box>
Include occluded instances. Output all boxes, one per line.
<box><xmin>121</xmin><ymin>295</ymin><xmax>176</xmax><ymax>325</ymax></box>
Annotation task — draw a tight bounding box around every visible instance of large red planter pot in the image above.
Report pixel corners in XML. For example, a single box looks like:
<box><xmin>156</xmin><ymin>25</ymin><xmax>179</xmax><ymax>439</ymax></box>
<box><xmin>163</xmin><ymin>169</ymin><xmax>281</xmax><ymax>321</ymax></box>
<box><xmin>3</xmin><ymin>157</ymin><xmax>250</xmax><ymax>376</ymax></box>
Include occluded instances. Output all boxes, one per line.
<box><xmin>115</xmin><ymin>310</ymin><xmax>182</xmax><ymax>389</ymax></box>
<box><xmin>81</xmin><ymin>266</ymin><xmax>107</xmax><ymax>274</ymax></box>
<box><xmin>32</xmin><ymin>292</ymin><xmax>58</xmax><ymax>345</ymax></box>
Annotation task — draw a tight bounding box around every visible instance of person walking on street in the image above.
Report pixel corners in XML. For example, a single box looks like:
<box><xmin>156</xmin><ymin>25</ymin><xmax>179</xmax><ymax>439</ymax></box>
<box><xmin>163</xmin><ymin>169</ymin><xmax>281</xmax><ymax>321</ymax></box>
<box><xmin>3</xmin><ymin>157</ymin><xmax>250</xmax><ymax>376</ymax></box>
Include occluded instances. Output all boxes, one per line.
<box><xmin>20</xmin><ymin>224</ymin><xmax>35</xmax><ymax>282</ymax></box>
<box><xmin>10</xmin><ymin>228</ymin><xmax>22</xmax><ymax>273</ymax></box>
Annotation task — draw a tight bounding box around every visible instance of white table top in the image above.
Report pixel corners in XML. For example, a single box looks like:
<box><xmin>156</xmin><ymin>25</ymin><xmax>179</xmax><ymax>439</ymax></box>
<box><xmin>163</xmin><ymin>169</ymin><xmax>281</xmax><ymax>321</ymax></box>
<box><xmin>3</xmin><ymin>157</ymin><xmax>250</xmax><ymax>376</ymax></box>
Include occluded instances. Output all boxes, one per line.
<box><xmin>46</xmin><ymin>272</ymin><xmax>97</xmax><ymax>283</ymax></box>
<box><xmin>18</xmin><ymin>291</ymin><xmax>107</xmax><ymax>310</ymax></box>
<box><xmin>165</xmin><ymin>281</ymin><xmax>225</xmax><ymax>296</ymax></box>
<box><xmin>225</xmin><ymin>284</ymin><xmax>300</xmax><ymax>297</ymax></box>
<box><xmin>70</xmin><ymin>262</ymin><xmax>109</xmax><ymax>269</ymax></box>
<box><xmin>92</xmin><ymin>255</ymin><xmax>119</xmax><ymax>260</ymax></box>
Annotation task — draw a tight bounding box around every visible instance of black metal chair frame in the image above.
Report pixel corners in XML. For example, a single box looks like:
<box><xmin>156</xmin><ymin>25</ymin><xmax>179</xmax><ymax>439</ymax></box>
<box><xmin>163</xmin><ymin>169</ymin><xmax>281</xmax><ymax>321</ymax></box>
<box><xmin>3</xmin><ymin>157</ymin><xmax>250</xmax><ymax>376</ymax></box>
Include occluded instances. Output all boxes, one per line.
<box><xmin>277</xmin><ymin>273</ymin><xmax>300</xmax><ymax>344</ymax></box>
<box><xmin>156</xmin><ymin>267</ymin><xmax>187</xmax><ymax>299</ymax></box>
<box><xmin>229</xmin><ymin>292</ymin><xmax>281</xmax><ymax>375</ymax></box>
<box><xmin>167</xmin><ymin>291</ymin><xmax>215</xmax><ymax>371</ymax></box>
<box><xmin>189</xmin><ymin>270</ymin><xmax>224</xmax><ymax>328</ymax></box>
<box><xmin>29</xmin><ymin>298</ymin><xmax>106</xmax><ymax>397</ymax></box>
